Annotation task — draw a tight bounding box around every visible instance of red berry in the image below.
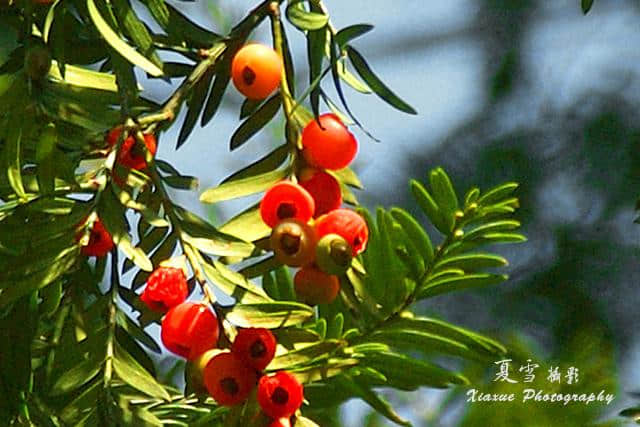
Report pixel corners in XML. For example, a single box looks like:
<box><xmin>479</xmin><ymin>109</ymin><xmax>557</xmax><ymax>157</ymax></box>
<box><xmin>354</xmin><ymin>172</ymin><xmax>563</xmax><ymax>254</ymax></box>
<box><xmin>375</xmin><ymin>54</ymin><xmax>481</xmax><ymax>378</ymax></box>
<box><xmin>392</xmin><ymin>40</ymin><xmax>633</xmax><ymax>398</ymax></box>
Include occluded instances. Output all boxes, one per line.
<box><xmin>315</xmin><ymin>209</ymin><xmax>368</xmax><ymax>255</ymax></box>
<box><xmin>231</xmin><ymin>44</ymin><xmax>282</xmax><ymax>100</ymax></box>
<box><xmin>161</xmin><ymin>302</ymin><xmax>219</xmax><ymax>360</ymax></box>
<box><xmin>257</xmin><ymin>371</ymin><xmax>304</xmax><ymax>419</ymax></box>
<box><xmin>106</xmin><ymin>127</ymin><xmax>157</xmax><ymax>170</ymax></box>
<box><xmin>268</xmin><ymin>417</ymin><xmax>291</xmax><ymax>427</ymax></box>
<box><xmin>298</xmin><ymin>168</ymin><xmax>342</xmax><ymax>217</ymax></box>
<box><xmin>269</xmin><ymin>219</ymin><xmax>317</xmax><ymax>267</ymax></box>
<box><xmin>76</xmin><ymin>217</ymin><xmax>114</xmax><ymax>257</ymax></box>
<box><xmin>294</xmin><ymin>266</ymin><xmax>340</xmax><ymax>305</ymax></box>
<box><xmin>203</xmin><ymin>351</ymin><xmax>257</xmax><ymax>406</ymax></box>
<box><xmin>260</xmin><ymin>181</ymin><xmax>315</xmax><ymax>228</ymax></box>
<box><xmin>140</xmin><ymin>267</ymin><xmax>189</xmax><ymax>313</ymax></box>
<box><xmin>232</xmin><ymin>328</ymin><xmax>277</xmax><ymax>371</ymax></box>
<box><xmin>301</xmin><ymin>114</ymin><xmax>357</xmax><ymax>170</ymax></box>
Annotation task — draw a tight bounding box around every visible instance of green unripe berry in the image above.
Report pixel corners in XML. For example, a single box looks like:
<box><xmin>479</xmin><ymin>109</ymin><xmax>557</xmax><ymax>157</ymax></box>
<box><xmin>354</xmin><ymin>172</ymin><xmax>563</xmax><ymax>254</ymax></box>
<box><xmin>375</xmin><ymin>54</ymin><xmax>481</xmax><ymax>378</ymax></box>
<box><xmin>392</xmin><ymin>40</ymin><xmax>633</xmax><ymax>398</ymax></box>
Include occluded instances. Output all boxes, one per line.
<box><xmin>24</xmin><ymin>44</ymin><xmax>52</xmax><ymax>81</ymax></box>
<box><xmin>315</xmin><ymin>233</ymin><xmax>353</xmax><ymax>275</ymax></box>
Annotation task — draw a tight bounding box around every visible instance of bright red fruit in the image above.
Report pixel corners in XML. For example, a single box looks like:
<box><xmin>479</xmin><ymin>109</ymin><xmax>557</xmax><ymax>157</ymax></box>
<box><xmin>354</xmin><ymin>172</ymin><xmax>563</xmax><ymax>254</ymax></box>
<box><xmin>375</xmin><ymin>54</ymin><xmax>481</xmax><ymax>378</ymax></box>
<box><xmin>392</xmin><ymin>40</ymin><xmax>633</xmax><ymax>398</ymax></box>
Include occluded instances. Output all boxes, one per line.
<box><xmin>260</xmin><ymin>181</ymin><xmax>315</xmax><ymax>228</ymax></box>
<box><xmin>294</xmin><ymin>266</ymin><xmax>340</xmax><ymax>305</ymax></box>
<box><xmin>77</xmin><ymin>217</ymin><xmax>114</xmax><ymax>257</ymax></box>
<box><xmin>232</xmin><ymin>328</ymin><xmax>277</xmax><ymax>371</ymax></box>
<box><xmin>314</xmin><ymin>209</ymin><xmax>369</xmax><ymax>255</ymax></box>
<box><xmin>161</xmin><ymin>302</ymin><xmax>219</xmax><ymax>360</ymax></box>
<box><xmin>298</xmin><ymin>168</ymin><xmax>342</xmax><ymax>217</ymax></box>
<box><xmin>257</xmin><ymin>371</ymin><xmax>304</xmax><ymax>419</ymax></box>
<box><xmin>203</xmin><ymin>351</ymin><xmax>257</xmax><ymax>406</ymax></box>
<box><xmin>140</xmin><ymin>267</ymin><xmax>189</xmax><ymax>313</ymax></box>
<box><xmin>301</xmin><ymin>114</ymin><xmax>357</xmax><ymax>170</ymax></box>
<box><xmin>106</xmin><ymin>127</ymin><xmax>157</xmax><ymax>170</ymax></box>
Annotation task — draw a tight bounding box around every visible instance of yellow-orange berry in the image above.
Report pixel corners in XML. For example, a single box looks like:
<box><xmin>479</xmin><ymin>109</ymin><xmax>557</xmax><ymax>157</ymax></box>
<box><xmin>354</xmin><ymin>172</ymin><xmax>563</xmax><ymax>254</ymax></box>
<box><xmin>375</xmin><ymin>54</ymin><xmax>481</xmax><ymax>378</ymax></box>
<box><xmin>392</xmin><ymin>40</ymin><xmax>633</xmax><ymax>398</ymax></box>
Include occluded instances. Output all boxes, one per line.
<box><xmin>231</xmin><ymin>44</ymin><xmax>282</xmax><ymax>100</ymax></box>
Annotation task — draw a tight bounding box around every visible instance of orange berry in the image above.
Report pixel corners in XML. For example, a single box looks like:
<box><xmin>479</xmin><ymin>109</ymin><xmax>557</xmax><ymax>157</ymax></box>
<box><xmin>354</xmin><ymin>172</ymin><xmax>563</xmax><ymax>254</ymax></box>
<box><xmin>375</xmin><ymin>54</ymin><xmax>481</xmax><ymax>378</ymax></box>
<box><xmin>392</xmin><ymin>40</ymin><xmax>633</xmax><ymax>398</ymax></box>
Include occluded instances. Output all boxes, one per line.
<box><xmin>294</xmin><ymin>266</ymin><xmax>340</xmax><ymax>305</ymax></box>
<box><xmin>301</xmin><ymin>114</ymin><xmax>357</xmax><ymax>170</ymax></box>
<box><xmin>260</xmin><ymin>181</ymin><xmax>315</xmax><ymax>228</ymax></box>
<box><xmin>231</xmin><ymin>44</ymin><xmax>282</xmax><ymax>100</ymax></box>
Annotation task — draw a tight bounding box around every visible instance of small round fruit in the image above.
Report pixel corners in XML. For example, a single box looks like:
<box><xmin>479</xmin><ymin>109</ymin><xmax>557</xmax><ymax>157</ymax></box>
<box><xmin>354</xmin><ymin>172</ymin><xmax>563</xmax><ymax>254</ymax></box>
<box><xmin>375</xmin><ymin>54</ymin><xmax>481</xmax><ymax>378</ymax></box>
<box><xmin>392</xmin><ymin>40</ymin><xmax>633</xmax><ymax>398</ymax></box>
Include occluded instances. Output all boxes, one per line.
<box><xmin>270</xmin><ymin>219</ymin><xmax>317</xmax><ymax>267</ymax></box>
<box><xmin>204</xmin><ymin>351</ymin><xmax>257</xmax><ymax>406</ymax></box>
<box><xmin>257</xmin><ymin>371</ymin><xmax>304</xmax><ymax>419</ymax></box>
<box><xmin>260</xmin><ymin>181</ymin><xmax>315</xmax><ymax>228</ymax></box>
<box><xmin>161</xmin><ymin>302</ymin><xmax>219</xmax><ymax>360</ymax></box>
<box><xmin>301</xmin><ymin>114</ymin><xmax>357</xmax><ymax>170</ymax></box>
<box><xmin>76</xmin><ymin>217</ymin><xmax>114</xmax><ymax>257</ymax></box>
<box><xmin>298</xmin><ymin>168</ymin><xmax>342</xmax><ymax>217</ymax></box>
<box><xmin>186</xmin><ymin>349</ymin><xmax>220</xmax><ymax>395</ymax></box>
<box><xmin>294</xmin><ymin>266</ymin><xmax>340</xmax><ymax>305</ymax></box>
<box><xmin>231</xmin><ymin>43</ymin><xmax>282</xmax><ymax>100</ymax></box>
<box><xmin>140</xmin><ymin>267</ymin><xmax>189</xmax><ymax>313</ymax></box>
<box><xmin>314</xmin><ymin>209</ymin><xmax>368</xmax><ymax>255</ymax></box>
<box><xmin>315</xmin><ymin>234</ymin><xmax>353</xmax><ymax>275</ymax></box>
<box><xmin>232</xmin><ymin>328</ymin><xmax>277</xmax><ymax>371</ymax></box>
<box><xmin>24</xmin><ymin>44</ymin><xmax>51</xmax><ymax>81</ymax></box>
<box><xmin>106</xmin><ymin>127</ymin><xmax>158</xmax><ymax>170</ymax></box>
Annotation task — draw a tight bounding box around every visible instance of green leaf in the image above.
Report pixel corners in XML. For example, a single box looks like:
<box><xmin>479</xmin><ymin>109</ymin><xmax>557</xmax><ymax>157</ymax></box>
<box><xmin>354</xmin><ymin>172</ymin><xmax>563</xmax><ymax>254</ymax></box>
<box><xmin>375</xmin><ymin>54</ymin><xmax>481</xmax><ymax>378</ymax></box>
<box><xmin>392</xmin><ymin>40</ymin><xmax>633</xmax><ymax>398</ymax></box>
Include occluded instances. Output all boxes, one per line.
<box><xmin>286</xmin><ymin>1</ymin><xmax>328</xmax><ymax>31</ymax></box>
<box><xmin>409</xmin><ymin>180</ymin><xmax>448</xmax><ymax>235</ymax></box>
<box><xmin>387</xmin><ymin>316</ymin><xmax>507</xmax><ymax>356</ymax></box>
<box><xmin>477</xmin><ymin>182</ymin><xmax>519</xmax><ymax>205</ymax></box>
<box><xmin>5</xmin><ymin>112</ymin><xmax>26</xmax><ymax>199</ymax></box>
<box><xmin>581</xmin><ymin>0</ymin><xmax>594</xmax><ymax>14</ymax></box>
<box><xmin>330</xmin><ymin>167</ymin><xmax>363</xmax><ymax>189</ymax></box>
<box><xmin>177</xmin><ymin>64</ymin><xmax>216</xmax><ymax>148</ymax></box>
<box><xmin>36</xmin><ymin>124</ymin><xmax>57</xmax><ymax>195</ymax></box>
<box><xmin>335</xmin><ymin>24</ymin><xmax>374</xmax><ymax>49</ymax></box>
<box><xmin>99</xmin><ymin>192</ymin><xmax>153</xmax><ymax>271</ymax></box>
<box><xmin>434</xmin><ymin>253</ymin><xmax>508</xmax><ymax>273</ymax></box>
<box><xmin>346</xmin><ymin>46</ymin><xmax>417</xmax><ymax>115</ymax></box>
<box><xmin>463</xmin><ymin>220</ymin><xmax>521</xmax><ymax>241</ymax></box>
<box><xmin>112</xmin><ymin>0</ymin><xmax>163</xmax><ymax>70</ymax></box>
<box><xmin>200</xmin><ymin>169</ymin><xmax>287</xmax><ymax>204</ymax></box>
<box><xmin>221</xmin><ymin>144</ymin><xmax>290</xmax><ymax>184</ymax></box>
<box><xmin>363</xmin><ymin>351</ymin><xmax>467</xmax><ymax>389</ymax></box>
<box><xmin>163</xmin><ymin>175</ymin><xmax>199</xmax><ymax>191</ymax></box>
<box><xmin>226</xmin><ymin>302</ymin><xmax>314</xmax><ymax>328</ymax></box>
<box><xmin>429</xmin><ymin>168</ymin><xmax>458</xmax><ymax>227</ymax></box>
<box><xmin>86</xmin><ymin>0</ymin><xmax>163</xmax><ymax>77</ymax></box>
<box><xmin>238</xmin><ymin>255</ymin><xmax>281</xmax><ymax>279</ymax></box>
<box><xmin>269</xmin><ymin>340</ymin><xmax>343</xmax><ymax>370</ymax></box>
<box><xmin>419</xmin><ymin>273</ymin><xmax>508</xmax><ymax>299</ymax></box>
<box><xmin>50</xmin><ymin>354</ymin><xmax>103</xmax><ymax>396</ymax></box>
<box><xmin>230</xmin><ymin>94</ymin><xmax>281</xmax><ymax>150</ymax></box>
<box><xmin>201</xmin><ymin>51</ymin><xmax>231</xmax><ymax>127</ymax></box>
<box><xmin>0</xmin><ymin>246</ymin><xmax>79</xmax><ymax>309</ymax></box>
<box><xmin>114</xmin><ymin>341</ymin><xmax>170</xmax><ymax>400</ymax></box>
<box><xmin>219</xmin><ymin>204</ymin><xmax>271</xmax><ymax>242</ymax></box>
<box><xmin>333</xmin><ymin>375</ymin><xmax>411</xmax><ymax>427</ymax></box>
<box><xmin>198</xmin><ymin>257</ymin><xmax>271</xmax><ymax>304</ymax></box>
<box><xmin>390</xmin><ymin>207</ymin><xmax>434</xmax><ymax>264</ymax></box>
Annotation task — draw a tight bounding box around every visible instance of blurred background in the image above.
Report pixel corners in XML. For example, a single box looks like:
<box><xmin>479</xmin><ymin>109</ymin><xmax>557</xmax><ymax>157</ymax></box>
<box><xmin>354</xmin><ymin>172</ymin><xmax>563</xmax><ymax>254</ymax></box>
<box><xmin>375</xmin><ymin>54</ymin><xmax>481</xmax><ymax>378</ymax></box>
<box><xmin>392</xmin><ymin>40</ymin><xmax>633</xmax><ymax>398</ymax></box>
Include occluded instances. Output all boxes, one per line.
<box><xmin>34</xmin><ymin>0</ymin><xmax>640</xmax><ymax>424</ymax></box>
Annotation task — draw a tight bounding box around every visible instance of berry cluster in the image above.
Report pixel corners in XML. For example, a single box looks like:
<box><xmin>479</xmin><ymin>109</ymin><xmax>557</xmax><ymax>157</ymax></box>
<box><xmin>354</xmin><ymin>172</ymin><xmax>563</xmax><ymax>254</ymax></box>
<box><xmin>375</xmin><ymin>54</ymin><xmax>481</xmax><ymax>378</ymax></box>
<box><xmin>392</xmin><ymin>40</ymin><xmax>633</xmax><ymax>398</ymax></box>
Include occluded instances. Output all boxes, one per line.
<box><xmin>138</xmin><ymin>266</ymin><xmax>303</xmax><ymax>423</ymax></box>
<box><xmin>259</xmin><ymin>115</ymin><xmax>368</xmax><ymax>305</ymax></box>
<box><xmin>202</xmin><ymin>329</ymin><xmax>303</xmax><ymax>423</ymax></box>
